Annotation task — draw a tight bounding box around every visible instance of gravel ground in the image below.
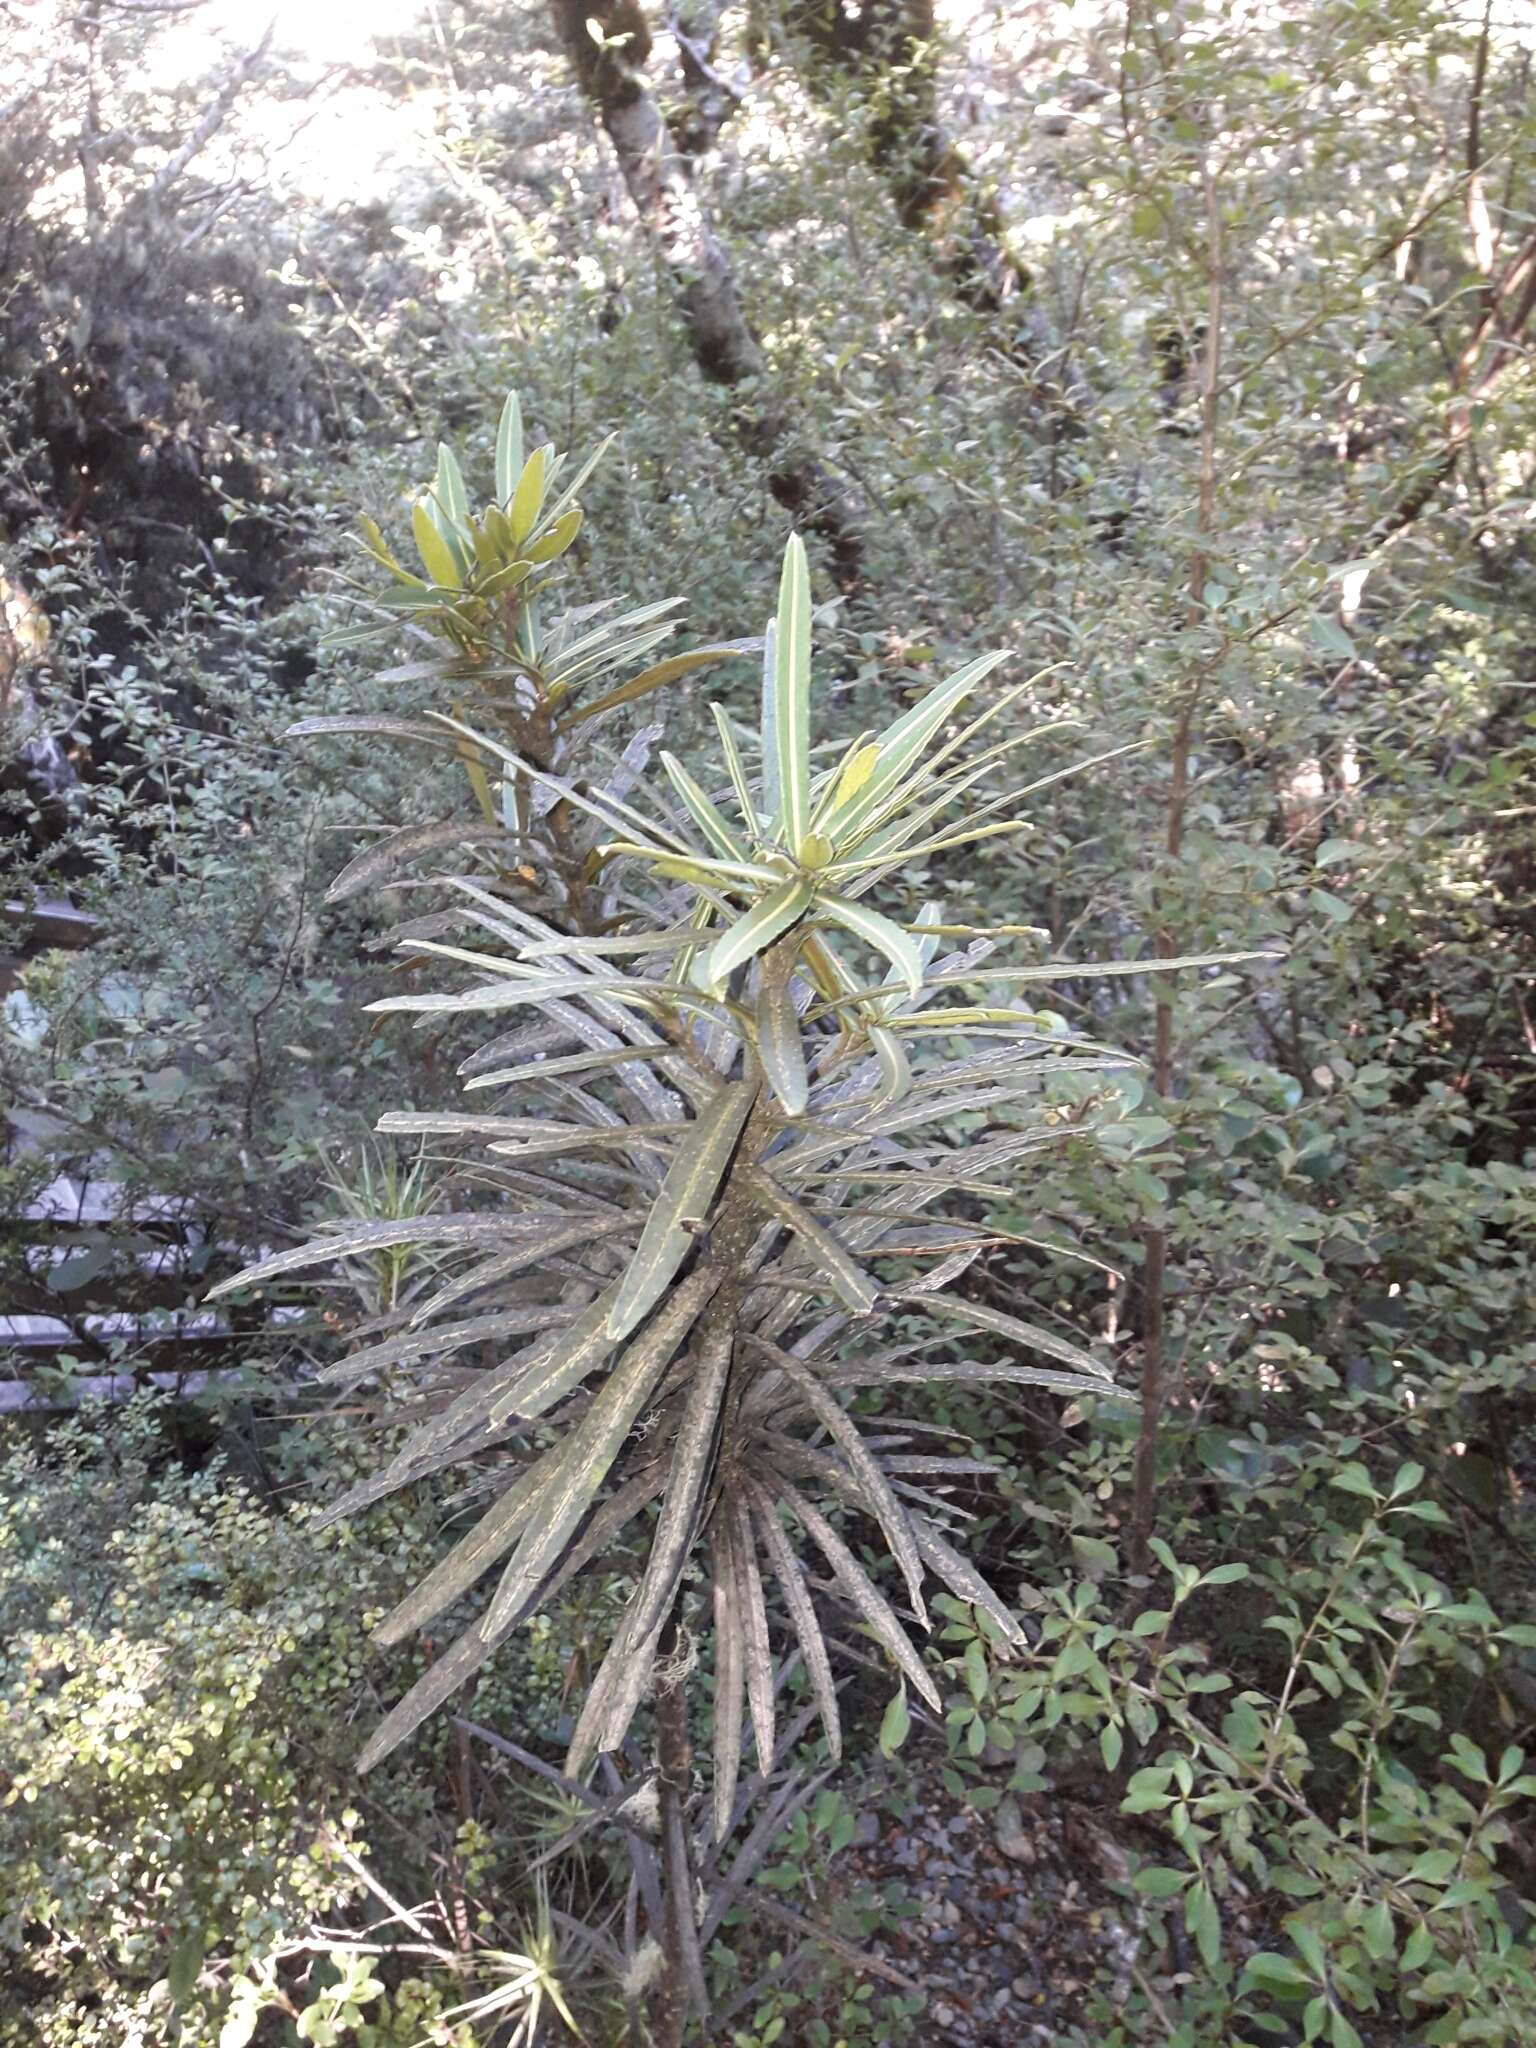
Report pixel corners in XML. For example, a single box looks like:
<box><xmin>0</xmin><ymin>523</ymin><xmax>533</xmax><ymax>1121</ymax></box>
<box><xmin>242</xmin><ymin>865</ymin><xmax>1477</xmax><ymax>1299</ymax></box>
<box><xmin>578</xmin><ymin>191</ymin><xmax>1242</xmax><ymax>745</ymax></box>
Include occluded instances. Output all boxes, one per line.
<box><xmin>832</xmin><ymin>1769</ymin><xmax>1143</xmax><ymax>2046</ymax></box>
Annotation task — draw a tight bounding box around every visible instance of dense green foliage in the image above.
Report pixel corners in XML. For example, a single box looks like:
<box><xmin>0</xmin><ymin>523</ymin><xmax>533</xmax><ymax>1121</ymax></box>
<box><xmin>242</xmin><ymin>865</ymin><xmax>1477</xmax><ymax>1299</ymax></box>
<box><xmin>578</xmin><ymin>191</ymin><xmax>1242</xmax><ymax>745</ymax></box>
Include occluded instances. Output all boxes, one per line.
<box><xmin>4</xmin><ymin>0</ymin><xmax>1535</xmax><ymax>2042</ymax></box>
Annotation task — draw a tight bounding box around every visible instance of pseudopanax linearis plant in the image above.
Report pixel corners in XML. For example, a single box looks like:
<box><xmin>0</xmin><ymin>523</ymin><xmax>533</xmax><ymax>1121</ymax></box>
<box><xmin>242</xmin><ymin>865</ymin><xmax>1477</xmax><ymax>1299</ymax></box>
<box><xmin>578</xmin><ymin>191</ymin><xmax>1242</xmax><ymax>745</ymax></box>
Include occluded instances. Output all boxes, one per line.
<box><xmin>214</xmin><ymin>397</ymin><xmax>1233</xmax><ymax>1816</ymax></box>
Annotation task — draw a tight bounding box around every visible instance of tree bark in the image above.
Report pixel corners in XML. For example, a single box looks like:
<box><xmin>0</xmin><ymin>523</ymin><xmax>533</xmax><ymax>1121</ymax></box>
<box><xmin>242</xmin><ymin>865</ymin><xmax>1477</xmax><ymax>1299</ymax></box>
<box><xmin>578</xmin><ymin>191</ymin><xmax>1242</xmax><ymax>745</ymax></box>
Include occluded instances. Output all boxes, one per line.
<box><xmin>549</xmin><ymin>0</ymin><xmax>864</xmax><ymax>588</ymax></box>
<box><xmin>774</xmin><ymin>0</ymin><xmax>1028</xmax><ymax>320</ymax></box>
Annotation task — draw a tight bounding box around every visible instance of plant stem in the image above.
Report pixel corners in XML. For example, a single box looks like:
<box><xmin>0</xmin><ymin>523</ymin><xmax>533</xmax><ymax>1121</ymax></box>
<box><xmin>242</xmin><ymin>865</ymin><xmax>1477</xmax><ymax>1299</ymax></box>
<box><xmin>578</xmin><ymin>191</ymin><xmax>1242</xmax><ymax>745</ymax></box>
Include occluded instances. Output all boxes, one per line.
<box><xmin>1130</xmin><ymin>157</ymin><xmax>1223</xmax><ymax>1579</ymax></box>
<box><xmin>651</xmin><ymin>1614</ymin><xmax>700</xmax><ymax>2048</ymax></box>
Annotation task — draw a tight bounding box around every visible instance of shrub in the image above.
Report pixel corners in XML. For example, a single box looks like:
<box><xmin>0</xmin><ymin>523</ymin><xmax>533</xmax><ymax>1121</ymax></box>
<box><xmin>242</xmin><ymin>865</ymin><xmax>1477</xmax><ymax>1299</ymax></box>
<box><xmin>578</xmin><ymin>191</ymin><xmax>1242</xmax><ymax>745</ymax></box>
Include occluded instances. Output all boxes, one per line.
<box><xmin>0</xmin><ymin>1400</ymin><xmax>464</xmax><ymax>2046</ymax></box>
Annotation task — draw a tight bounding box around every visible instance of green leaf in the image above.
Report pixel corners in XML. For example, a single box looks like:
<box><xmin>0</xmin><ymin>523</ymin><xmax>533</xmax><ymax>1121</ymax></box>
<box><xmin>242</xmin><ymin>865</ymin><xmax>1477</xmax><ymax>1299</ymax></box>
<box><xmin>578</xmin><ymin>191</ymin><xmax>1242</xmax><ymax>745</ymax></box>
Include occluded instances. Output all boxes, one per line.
<box><xmin>1361</xmin><ymin>1898</ymin><xmax>1395</xmax><ymax>1961</ymax></box>
<box><xmin>495</xmin><ymin>391</ymin><xmax>524</xmax><ymax>504</ymax></box>
<box><xmin>705</xmin><ymin>879</ymin><xmax>814</xmax><ymax>993</ymax></box>
<box><xmin>661</xmin><ymin>750</ymin><xmax>750</xmax><ymax>863</ymax></box>
<box><xmin>1100</xmin><ymin>1721</ymin><xmax>1124</xmax><ymax>1771</ymax></box>
<box><xmin>824</xmin><ymin>649</ymin><xmax>1010</xmax><ymax>845</ymax></box>
<box><xmin>769</xmin><ymin>535</ymin><xmax>813</xmax><ymax>848</ymax></box>
<box><xmin>1310</xmin><ymin>613</ymin><xmax>1356</xmax><ymax>660</ymax></box>
<box><xmin>525</xmin><ymin>503</ymin><xmax>583</xmax><ymax>563</ymax></box>
<box><xmin>1199</xmin><ymin>1561</ymin><xmax>1251</xmax><ymax>1588</ymax></box>
<box><xmin>1241</xmin><ymin>1952</ymin><xmax>1315</xmax><ymax>1996</ymax></box>
<box><xmin>879</xmin><ymin>1686</ymin><xmax>911</xmax><ymax>1757</ymax></box>
<box><xmin>747</xmin><ymin>1171</ymin><xmax>880</xmax><ymax>1315</ymax></box>
<box><xmin>411</xmin><ymin>500</ymin><xmax>461</xmax><ymax>587</ymax></box>
<box><xmin>509</xmin><ymin>446</ymin><xmax>547</xmax><ymax>543</ymax></box>
<box><xmin>867</xmin><ymin>1016</ymin><xmax>911</xmax><ymax>1105</ymax></box>
<box><xmin>1330</xmin><ymin>1463</ymin><xmax>1378</xmax><ymax>1499</ymax></box>
<box><xmin>607</xmin><ymin>1081</ymin><xmax>756</xmax><ymax>1341</ymax></box>
<box><xmin>167</xmin><ymin>1935</ymin><xmax>205</xmax><ymax>2009</ymax></box>
<box><xmin>1288</xmin><ymin>1920</ymin><xmax>1328</xmax><ymax>1980</ymax></box>
<box><xmin>560</xmin><ymin>642</ymin><xmax>756</xmax><ymax>728</ymax></box>
<box><xmin>1401</xmin><ymin>1923</ymin><xmax>1434</xmax><ymax>1970</ymax></box>
<box><xmin>1134</xmin><ymin>1865</ymin><xmax>1191</xmax><ymax>1897</ymax></box>
<box><xmin>435</xmin><ymin>440</ymin><xmax>470</xmax><ymax>530</ymax></box>
<box><xmin>1185</xmin><ymin>1881</ymin><xmax>1221</xmax><ymax>1969</ymax></box>
<box><xmin>835</xmin><ymin>741</ymin><xmax>882</xmax><ymax>809</ymax></box>
<box><xmin>711</xmin><ymin>701</ymin><xmax>762</xmax><ymax>838</ymax></box>
<box><xmin>1310</xmin><ymin>887</ymin><xmax>1353</xmax><ymax>924</ymax></box>
<box><xmin>818</xmin><ymin>895</ymin><xmax>925</xmax><ymax>1002</ymax></box>
<box><xmin>754</xmin><ymin>955</ymin><xmax>809</xmax><ymax>1114</ymax></box>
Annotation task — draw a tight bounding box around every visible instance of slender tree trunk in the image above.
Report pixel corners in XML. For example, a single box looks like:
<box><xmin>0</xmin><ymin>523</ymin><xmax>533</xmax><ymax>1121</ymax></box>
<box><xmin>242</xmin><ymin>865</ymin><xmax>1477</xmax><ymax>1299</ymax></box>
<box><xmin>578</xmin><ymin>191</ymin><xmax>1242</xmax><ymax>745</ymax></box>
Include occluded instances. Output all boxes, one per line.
<box><xmin>548</xmin><ymin>0</ymin><xmax>864</xmax><ymax>588</ymax></box>
<box><xmin>648</xmin><ymin>1615</ymin><xmax>706</xmax><ymax>2047</ymax></box>
<box><xmin>1128</xmin><ymin>163</ymin><xmax>1222</xmax><ymax>1581</ymax></box>
<box><xmin>775</xmin><ymin>1</ymin><xmax>1030</xmax><ymax>321</ymax></box>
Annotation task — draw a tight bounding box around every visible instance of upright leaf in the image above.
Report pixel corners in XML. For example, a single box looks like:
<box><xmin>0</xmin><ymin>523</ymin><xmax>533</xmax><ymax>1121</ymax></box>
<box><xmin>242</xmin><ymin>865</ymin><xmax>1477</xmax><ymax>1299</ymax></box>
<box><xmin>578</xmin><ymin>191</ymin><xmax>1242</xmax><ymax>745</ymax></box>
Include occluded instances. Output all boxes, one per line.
<box><xmin>495</xmin><ymin>392</ymin><xmax>524</xmax><ymax>505</ymax></box>
<box><xmin>770</xmin><ymin>536</ymin><xmax>812</xmax><ymax>850</ymax></box>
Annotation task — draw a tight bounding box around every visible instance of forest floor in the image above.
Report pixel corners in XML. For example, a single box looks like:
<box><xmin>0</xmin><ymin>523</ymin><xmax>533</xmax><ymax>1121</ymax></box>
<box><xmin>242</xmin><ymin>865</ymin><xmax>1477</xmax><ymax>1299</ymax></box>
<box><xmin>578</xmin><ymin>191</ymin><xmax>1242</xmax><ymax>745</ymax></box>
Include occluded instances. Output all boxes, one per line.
<box><xmin>834</xmin><ymin>1763</ymin><xmax>1143</xmax><ymax>2046</ymax></box>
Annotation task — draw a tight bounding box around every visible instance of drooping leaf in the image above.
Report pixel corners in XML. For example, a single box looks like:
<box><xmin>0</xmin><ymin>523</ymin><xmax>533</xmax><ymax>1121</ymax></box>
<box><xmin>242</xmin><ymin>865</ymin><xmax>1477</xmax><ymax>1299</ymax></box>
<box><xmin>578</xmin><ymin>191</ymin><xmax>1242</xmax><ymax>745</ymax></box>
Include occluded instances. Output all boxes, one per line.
<box><xmin>749</xmin><ymin>1481</ymin><xmax>841</xmax><ymax>1760</ymax></box>
<box><xmin>607</xmin><ymin>1082</ymin><xmax>756</xmax><ymax>1340</ymax></box>
<box><xmin>731</xmin><ymin>1495</ymin><xmax>777</xmax><ymax>1775</ymax></box>
<box><xmin>745</xmin><ymin>1171</ymin><xmax>880</xmax><ymax>1315</ymax></box>
<box><xmin>610</xmin><ymin>1323</ymin><xmax>733</xmax><ymax>1655</ymax></box>
<box><xmin>206</xmin><ymin>1216</ymin><xmax>528</xmax><ymax>1299</ymax></box>
<box><xmin>761</xmin><ymin>1341</ymin><xmax>925</xmax><ymax>1621</ymax></box>
<box><xmin>771</xmin><ymin>1475</ymin><xmax>941</xmax><ymax>1709</ymax></box>
<box><xmin>371</xmin><ymin>1462</ymin><xmax>544</xmax><ymax>1647</ymax></box>
<box><xmin>712</xmin><ymin>1513</ymin><xmax>747</xmax><ymax>1838</ymax></box>
<box><xmin>483</xmin><ymin>1267</ymin><xmax>720</xmax><ymax>1634</ymax></box>
<box><xmin>324</xmin><ymin>819</ymin><xmax>510</xmax><ymax>905</ymax></box>
<box><xmin>900</xmin><ymin>1290</ymin><xmax>1114</xmax><ymax>1380</ymax></box>
<box><xmin>753</xmin><ymin>956</ymin><xmax>809</xmax><ymax>1115</ymax></box>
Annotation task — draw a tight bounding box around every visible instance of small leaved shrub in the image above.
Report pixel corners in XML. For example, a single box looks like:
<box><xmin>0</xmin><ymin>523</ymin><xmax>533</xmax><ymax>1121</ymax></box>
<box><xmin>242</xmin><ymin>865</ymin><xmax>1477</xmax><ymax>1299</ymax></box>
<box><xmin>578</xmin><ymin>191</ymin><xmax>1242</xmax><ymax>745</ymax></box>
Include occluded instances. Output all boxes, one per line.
<box><xmin>0</xmin><ymin>1401</ymin><xmax>463</xmax><ymax>2047</ymax></box>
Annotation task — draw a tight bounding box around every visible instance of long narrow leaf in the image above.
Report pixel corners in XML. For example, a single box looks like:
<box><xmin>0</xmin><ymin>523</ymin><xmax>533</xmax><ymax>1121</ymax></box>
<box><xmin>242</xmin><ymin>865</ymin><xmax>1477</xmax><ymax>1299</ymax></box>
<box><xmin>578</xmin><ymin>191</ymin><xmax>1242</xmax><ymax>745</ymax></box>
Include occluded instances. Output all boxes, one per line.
<box><xmin>754</xmin><ymin>956</ymin><xmax>809</xmax><ymax>1115</ymax></box>
<box><xmin>704</xmin><ymin>879</ymin><xmax>812</xmax><ymax>995</ymax></box>
<box><xmin>660</xmin><ymin>751</ymin><xmax>751</xmax><ymax>863</ymax></box>
<box><xmin>617</xmin><ymin>1324</ymin><xmax>734</xmax><ymax>1650</ymax></box>
<box><xmin>560</xmin><ymin>642</ymin><xmax>758</xmax><ymax>728</ymax></box>
<box><xmin>712</xmin><ymin>1514</ymin><xmax>747</xmax><ymax>1838</ymax></box>
<box><xmin>483</xmin><ymin>1267</ymin><xmax>720</xmax><ymax>1634</ymax></box>
<box><xmin>206</xmin><ymin>1216</ymin><xmax>527</xmax><ymax>1300</ymax></box>
<box><xmin>749</xmin><ymin>1482</ymin><xmax>841</xmax><ymax>1760</ymax></box>
<box><xmin>731</xmin><ymin>1496</ymin><xmax>777</xmax><ymax>1774</ymax></box>
<box><xmin>771</xmin><ymin>1475</ymin><xmax>940</xmax><ymax>1709</ymax></box>
<box><xmin>745</xmin><ymin>1170</ymin><xmax>880</xmax><ymax>1315</ymax></box>
<box><xmin>495</xmin><ymin>393</ymin><xmax>523</xmax><ymax>505</ymax></box>
<box><xmin>607</xmin><ymin>1082</ymin><xmax>756</xmax><ymax>1340</ymax></box>
<box><xmin>771</xmin><ymin>536</ymin><xmax>813</xmax><ymax>851</ymax></box>
<box><xmin>762</xmin><ymin>1342</ymin><xmax>926</xmax><ymax>1623</ymax></box>
<box><xmin>818</xmin><ymin>895</ymin><xmax>924</xmax><ymax>1002</ymax></box>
